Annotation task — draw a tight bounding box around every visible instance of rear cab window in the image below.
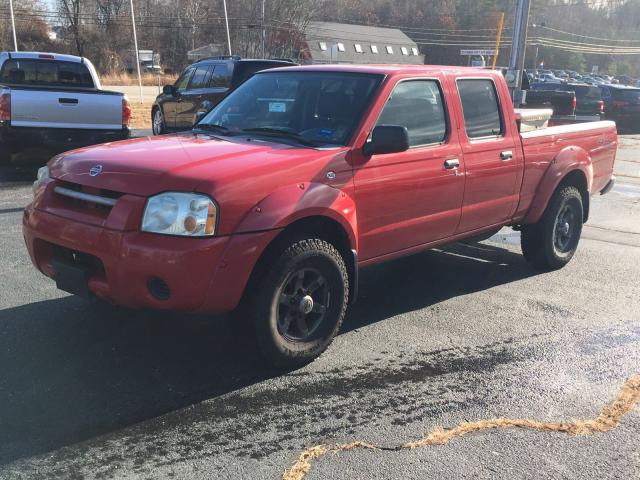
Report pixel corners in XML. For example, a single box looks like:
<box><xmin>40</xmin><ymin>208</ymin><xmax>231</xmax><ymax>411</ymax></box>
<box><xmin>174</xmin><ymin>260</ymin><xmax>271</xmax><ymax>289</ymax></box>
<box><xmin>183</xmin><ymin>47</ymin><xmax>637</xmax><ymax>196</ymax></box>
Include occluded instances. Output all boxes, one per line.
<box><xmin>0</xmin><ymin>59</ymin><xmax>94</xmax><ymax>88</ymax></box>
<box><xmin>375</xmin><ymin>79</ymin><xmax>447</xmax><ymax>147</ymax></box>
<box><xmin>457</xmin><ymin>79</ymin><xmax>503</xmax><ymax>139</ymax></box>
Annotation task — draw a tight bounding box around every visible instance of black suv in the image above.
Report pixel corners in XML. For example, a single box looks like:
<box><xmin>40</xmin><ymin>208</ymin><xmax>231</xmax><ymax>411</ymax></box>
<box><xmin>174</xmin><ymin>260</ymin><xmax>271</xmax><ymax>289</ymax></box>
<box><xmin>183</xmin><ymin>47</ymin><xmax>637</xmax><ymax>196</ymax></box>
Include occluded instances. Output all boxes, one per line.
<box><xmin>600</xmin><ymin>84</ymin><xmax>640</xmax><ymax>133</ymax></box>
<box><xmin>152</xmin><ymin>56</ymin><xmax>296</xmax><ymax>135</ymax></box>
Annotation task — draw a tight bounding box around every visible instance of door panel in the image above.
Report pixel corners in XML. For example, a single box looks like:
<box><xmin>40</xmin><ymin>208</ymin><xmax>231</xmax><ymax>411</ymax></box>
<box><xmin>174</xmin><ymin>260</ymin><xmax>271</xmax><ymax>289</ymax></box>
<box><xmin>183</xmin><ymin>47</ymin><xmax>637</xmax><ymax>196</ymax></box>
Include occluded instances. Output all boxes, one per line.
<box><xmin>355</xmin><ymin>145</ymin><xmax>465</xmax><ymax>260</ymax></box>
<box><xmin>353</xmin><ymin>78</ymin><xmax>464</xmax><ymax>261</ymax></box>
<box><xmin>165</xmin><ymin>66</ymin><xmax>195</xmax><ymax>128</ymax></box>
<box><xmin>455</xmin><ymin>78</ymin><xmax>521</xmax><ymax>233</ymax></box>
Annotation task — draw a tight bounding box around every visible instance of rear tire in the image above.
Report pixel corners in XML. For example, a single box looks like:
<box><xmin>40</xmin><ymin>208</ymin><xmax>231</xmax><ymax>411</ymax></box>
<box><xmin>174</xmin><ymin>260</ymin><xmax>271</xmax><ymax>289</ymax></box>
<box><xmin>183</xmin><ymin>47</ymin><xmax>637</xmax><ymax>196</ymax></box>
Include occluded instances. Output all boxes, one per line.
<box><xmin>246</xmin><ymin>238</ymin><xmax>349</xmax><ymax>369</ymax></box>
<box><xmin>521</xmin><ymin>185</ymin><xmax>583</xmax><ymax>270</ymax></box>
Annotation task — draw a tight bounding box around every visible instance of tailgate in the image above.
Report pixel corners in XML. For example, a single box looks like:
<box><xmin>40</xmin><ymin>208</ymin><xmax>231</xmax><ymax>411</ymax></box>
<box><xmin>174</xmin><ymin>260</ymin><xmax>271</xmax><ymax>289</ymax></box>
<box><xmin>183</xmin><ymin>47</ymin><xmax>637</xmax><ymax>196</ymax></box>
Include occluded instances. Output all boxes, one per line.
<box><xmin>10</xmin><ymin>88</ymin><xmax>123</xmax><ymax>130</ymax></box>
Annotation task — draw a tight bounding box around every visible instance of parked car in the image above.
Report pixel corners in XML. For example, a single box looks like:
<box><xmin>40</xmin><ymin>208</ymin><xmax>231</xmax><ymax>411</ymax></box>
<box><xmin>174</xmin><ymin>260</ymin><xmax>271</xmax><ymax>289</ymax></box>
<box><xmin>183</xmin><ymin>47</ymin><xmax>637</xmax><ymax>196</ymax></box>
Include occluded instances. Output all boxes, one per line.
<box><xmin>526</xmin><ymin>83</ymin><xmax>576</xmax><ymax>117</ymax></box>
<box><xmin>600</xmin><ymin>84</ymin><xmax>640</xmax><ymax>132</ymax></box>
<box><xmin>24</xmin><ymin>65</ymin><xmax>617</xmax><ymax>367</ymax></box>
<box><xmin>0</xmin><ymin>51</ymin><xmax>130</xmax><ymax>162</ymax></box>
<box><xmin>151</xmin><ymin>56</ymin><xmax>296</xmax><ymax>135</ymax></box>
<box><xmin>530</xmin><ymin>83</ymin><xmax>603</xmax><ymax>120</ymax></box>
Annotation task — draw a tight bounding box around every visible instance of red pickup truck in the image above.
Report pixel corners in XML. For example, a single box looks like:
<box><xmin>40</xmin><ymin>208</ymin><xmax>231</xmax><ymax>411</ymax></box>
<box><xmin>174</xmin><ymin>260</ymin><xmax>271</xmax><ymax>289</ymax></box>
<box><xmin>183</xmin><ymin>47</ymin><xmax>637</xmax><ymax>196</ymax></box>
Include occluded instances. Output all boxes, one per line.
<box><xmin>24</xmin><ymin>65</ymin><xmax>617</xmax><ymax>367</ymax></box>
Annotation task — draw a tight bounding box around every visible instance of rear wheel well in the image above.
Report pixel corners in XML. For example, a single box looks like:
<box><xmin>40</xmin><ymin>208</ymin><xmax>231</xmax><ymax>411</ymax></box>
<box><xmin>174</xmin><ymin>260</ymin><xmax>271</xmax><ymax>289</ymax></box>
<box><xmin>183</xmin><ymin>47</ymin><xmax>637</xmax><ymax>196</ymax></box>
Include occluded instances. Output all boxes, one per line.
<box><xmin>559</xmin><ymin>170</ymin><xmax>589</xmax><ymax>222</ymax></box>
<box><xmin>247</xmin><ymin>216</ymin><xmax>356</xmax><ymax>303</ymax></box>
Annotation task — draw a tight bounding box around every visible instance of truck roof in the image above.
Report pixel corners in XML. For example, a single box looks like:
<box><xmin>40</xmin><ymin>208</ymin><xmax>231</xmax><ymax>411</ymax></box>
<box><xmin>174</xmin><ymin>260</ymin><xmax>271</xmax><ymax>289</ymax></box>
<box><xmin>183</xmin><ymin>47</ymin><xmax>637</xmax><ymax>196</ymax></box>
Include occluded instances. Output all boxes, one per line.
<box><xmin>262</xmin><ymin>64</ymin><xmax>494</xmax><ymax>76</ymax></box>
<box><xmin>0</xmin><ymin>51</ymin><xmax>86</xmax><ymax>63</ymax></box>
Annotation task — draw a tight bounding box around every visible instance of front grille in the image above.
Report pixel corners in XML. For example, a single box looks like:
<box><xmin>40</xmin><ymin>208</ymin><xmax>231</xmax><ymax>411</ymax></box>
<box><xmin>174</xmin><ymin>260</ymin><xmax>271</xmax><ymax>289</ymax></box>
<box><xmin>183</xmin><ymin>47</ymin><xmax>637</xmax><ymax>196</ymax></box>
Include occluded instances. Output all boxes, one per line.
<box><xmin>53</xmin><ymin>181</ymin><xmax>124</xmax><ymax>217</ymax></box>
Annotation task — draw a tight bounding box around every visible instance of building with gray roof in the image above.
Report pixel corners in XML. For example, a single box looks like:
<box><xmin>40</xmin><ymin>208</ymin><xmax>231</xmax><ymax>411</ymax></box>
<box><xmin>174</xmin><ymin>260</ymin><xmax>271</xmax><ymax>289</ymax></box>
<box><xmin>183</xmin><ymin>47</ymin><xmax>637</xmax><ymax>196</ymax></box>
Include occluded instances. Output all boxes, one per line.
<box><xmin>301</xmin><ymin>22</ymin><xmax>424</xmax><ymax>65</ymax></box>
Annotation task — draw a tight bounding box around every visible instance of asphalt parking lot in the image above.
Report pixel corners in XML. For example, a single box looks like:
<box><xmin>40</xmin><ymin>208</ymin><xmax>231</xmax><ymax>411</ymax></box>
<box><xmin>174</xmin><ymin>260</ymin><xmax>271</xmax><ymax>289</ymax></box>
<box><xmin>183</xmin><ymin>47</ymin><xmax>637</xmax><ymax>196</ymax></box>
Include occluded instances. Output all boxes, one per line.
<box><xmin>0</xmin><ymin>138</ymin><xmax>639</xmax><ymax>479</ymax></box>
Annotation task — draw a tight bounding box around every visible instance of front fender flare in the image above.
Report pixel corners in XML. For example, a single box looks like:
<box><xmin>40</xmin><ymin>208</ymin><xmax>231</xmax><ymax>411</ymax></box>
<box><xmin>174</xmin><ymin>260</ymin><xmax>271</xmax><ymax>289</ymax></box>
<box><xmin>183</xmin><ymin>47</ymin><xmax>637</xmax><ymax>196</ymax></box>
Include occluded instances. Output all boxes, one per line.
<box><xmin>523</xmin><ymin>145</ymin><xmax>593</xmax><ymax>224</ymax></box>
<box><xmin>233</xmin><ymin>182</ymin><xmax>359</xmax><ymax>252</ymax></box>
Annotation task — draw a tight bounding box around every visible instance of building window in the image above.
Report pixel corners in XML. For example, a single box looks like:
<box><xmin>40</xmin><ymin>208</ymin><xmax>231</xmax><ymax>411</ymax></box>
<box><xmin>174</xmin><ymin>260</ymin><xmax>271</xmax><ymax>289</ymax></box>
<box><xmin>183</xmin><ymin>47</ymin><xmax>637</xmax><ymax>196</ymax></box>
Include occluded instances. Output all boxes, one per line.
<box><xmin>401</xmin><ymin>47</ymin><xmax>409</xmax><ymax>55</ymax></box>
<box><xmin>319</xmin><ymin>42</ymin><xmax>327</xmax><ymax>51</ymax></box>
<box><xmin>337</xmin><ymin>43</ymin><xmax>345</xmax><ymax>52</ymax></box>
<box><xmin>411</xmin><ymin>47</ymin><xmax>419</xmax><ymax>56</ymax></box>
<box><xmin>354</xmin><ymin>43</ymin><xmax>363</xmax><ymax>53</ymax></box>
<box><xmin>371</xmin><ymin>45</ymin><xmax>378</xmax><ymax>54</ymax></box>
<box><xmin>386</xmin><ymin>46</ymin><xmax>394</xmax><ymax>54</ymax></box>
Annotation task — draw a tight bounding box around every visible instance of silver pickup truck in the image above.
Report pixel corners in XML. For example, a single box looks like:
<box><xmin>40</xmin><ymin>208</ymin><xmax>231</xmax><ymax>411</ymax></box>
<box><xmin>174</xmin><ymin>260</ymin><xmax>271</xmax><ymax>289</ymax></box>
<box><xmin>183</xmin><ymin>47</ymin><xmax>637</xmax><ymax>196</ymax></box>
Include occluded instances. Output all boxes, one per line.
<box><xmin>0</xmin><ymin>52</ymin><xmax>130</xmax><ymax>162</ymax></box>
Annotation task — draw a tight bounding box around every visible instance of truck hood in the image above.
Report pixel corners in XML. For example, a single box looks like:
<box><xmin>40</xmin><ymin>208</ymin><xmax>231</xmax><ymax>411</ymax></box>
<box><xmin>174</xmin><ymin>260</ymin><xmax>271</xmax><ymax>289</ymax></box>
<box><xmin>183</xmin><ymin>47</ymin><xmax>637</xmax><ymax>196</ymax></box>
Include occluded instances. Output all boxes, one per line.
<box><xmin>49</xmin><ymin>133</ymin><xmax>322</xmax><ymax>197</ymax></box>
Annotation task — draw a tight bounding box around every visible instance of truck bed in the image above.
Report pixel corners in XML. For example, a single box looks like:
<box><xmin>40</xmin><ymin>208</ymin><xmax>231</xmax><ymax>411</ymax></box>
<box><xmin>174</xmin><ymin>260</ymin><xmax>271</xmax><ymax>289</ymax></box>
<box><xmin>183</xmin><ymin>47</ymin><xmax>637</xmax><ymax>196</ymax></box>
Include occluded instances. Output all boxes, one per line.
<box><xmin>515</xmin><ymin>120</ymin><xmax>618</xmax><ymax>219</ymax></box>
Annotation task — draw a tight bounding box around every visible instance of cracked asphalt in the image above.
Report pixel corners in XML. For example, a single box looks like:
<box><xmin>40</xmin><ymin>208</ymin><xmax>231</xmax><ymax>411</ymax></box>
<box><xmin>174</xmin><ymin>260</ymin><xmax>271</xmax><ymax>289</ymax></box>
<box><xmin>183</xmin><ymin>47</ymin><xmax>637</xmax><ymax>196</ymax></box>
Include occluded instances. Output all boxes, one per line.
<box><xmin>0</xmin><ymin>138</ymin><xmax>639</xmax><ymax>479</ymax></box>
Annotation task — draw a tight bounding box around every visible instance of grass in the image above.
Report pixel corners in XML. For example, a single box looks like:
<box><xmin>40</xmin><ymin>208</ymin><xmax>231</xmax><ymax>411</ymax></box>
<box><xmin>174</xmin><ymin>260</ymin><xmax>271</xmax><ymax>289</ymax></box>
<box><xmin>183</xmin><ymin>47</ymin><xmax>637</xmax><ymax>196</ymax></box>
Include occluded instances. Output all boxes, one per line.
<box><xmin>100</xmin><ymin>72</ymin><xmax>177</xmax><ymax>87</ymax></box>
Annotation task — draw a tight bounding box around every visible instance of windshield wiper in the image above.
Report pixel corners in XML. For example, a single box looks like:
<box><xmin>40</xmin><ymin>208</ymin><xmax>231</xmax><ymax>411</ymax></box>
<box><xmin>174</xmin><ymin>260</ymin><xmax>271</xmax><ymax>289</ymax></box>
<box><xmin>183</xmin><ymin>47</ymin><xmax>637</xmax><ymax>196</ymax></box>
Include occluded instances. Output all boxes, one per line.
<box><xmin>241</xmin><ymin>127</ymin><xmax>319</xmax><ymax>147</ymax></box>
<box><xmin>194</xmin><ymin>124</ymin><xmax>233</xmax><ymax>135</ymax></box>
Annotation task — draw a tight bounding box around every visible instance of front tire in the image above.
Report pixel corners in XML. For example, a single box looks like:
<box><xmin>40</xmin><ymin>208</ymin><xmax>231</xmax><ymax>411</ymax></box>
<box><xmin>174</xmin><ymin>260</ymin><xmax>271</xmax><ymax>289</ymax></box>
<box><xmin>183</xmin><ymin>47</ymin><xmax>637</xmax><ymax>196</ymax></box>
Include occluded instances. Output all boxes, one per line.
<box><xmin>247</xmin><ymin>238</ymin><xmax>349</xmax><ymax>369</ymax></box>
<box><xmin>521</xmin><ymin>185</ymin><xmax>583</xmax><ymax>270</ymax></box>
<box><xmin>152</xmin><ymin>107</ymin><xmax>166</xmax><ymax>135</ymax></box>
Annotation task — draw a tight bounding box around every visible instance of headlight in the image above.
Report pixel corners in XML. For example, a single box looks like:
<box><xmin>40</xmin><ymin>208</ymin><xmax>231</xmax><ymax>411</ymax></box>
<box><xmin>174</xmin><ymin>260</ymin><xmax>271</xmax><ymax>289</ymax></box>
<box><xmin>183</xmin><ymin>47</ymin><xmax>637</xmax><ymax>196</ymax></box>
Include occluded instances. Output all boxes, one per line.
<box><xmin>32</xmin><ymin>166</ymin><xmax>49</xmax><ymax>194</ymax></box>
<box><xmin>141</xmin><ymin>192</ymin><xmax>218</xmax><ymax>237</ymax></box>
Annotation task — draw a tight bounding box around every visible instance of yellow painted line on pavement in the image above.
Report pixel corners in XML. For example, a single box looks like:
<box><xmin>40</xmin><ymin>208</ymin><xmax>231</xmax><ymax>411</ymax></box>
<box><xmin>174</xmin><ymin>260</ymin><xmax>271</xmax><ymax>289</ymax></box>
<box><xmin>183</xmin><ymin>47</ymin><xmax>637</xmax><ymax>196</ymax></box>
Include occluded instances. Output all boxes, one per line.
<box><xmin>283</xmin><ymin>374</ymin><xmax>640</xmax><ymax>480</ymax></box>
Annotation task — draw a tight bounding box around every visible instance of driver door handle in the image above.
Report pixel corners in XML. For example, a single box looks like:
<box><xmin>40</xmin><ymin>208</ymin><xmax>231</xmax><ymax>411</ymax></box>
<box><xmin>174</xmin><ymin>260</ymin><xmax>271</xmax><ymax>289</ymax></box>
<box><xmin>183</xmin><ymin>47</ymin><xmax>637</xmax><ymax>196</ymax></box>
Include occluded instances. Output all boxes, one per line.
<box><xmin>500</xmin><ymin>150</ymin><xmax>513</xmax><ymax>160</ymax></box>
<box><xmin>444</xmin><ymin>158</ymin><xmax>460</xmax><ymax>169</ymax></box>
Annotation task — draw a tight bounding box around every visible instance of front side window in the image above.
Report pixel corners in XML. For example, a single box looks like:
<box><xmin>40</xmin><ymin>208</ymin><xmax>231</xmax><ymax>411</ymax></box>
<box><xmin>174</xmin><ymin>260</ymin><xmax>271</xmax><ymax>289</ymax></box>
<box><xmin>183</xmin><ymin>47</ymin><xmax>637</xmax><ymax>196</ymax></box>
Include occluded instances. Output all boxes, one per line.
<box><xmin>175</xmin><ymin>67</ymin><xmax>195</xmax><ymax>92</ymax></box>
<box><xmin>457</xmin><ymin>79</ymin><xmax>503</xmax><ymax>138</ymax></box>
<box><xmin>200</xmin><ymin>72</ymin><xmax>383</xmax><ymax>147</ymax></box>
<box><xmin>375</xmin><ymin>80</ymin><xmax>447</xmax><ymax>147</ymax></box>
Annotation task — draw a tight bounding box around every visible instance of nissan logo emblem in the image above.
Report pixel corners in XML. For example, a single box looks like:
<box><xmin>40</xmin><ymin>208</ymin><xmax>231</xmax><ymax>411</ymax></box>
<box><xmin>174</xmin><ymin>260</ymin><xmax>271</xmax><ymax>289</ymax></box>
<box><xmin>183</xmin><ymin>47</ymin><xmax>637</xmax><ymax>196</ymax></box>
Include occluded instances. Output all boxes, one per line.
<box><xmin>89</xmin><ymin>165</ymin><xmax>103</xmax><ymax>177</ymax></box>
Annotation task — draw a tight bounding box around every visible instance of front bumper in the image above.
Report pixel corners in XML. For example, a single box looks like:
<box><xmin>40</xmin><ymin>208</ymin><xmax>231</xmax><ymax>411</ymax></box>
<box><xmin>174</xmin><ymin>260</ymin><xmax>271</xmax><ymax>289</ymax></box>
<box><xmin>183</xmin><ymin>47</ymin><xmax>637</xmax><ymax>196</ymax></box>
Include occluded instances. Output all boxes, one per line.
<box><xmin>23</xmin><ymin>188</ymin><xmax>279</xmax><ymax>314</ymax></box>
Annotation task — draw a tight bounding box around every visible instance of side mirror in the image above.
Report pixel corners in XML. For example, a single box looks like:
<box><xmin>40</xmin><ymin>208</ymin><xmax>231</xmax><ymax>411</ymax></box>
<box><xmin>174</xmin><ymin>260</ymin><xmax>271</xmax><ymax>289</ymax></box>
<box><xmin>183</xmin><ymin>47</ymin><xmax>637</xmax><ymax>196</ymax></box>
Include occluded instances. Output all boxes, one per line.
<box><xmin>194</xmin><ymin>110</ymin><xmax>207</xmax><ymax>124</ymax></box>
<box><xmin>163</xmin><ymin>84</ymin><xmax>177</xmax><ymax>96</ymax></box>
<box><xmin>363</xmin><ymin>125</ymin><xmax>410</xmax><ymax>157</ymax></box>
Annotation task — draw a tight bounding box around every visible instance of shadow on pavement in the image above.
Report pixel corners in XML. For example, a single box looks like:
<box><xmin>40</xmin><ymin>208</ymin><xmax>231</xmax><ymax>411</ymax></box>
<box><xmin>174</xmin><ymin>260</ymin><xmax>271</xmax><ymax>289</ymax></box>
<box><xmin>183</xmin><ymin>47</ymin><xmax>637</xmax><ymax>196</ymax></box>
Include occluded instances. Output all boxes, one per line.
<box><xmin>0</xmin><ymin>239</ymin><xmax>536</xmax><ymax>465</ymax></box>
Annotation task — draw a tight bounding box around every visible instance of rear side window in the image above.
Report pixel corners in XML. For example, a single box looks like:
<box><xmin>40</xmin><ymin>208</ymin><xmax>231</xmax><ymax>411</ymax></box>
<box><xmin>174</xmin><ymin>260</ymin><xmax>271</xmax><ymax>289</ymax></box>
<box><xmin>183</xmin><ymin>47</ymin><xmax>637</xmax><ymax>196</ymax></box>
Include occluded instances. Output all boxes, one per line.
<box><xmin>457</xmin><ymin>79</ymin><xmax>503</xmax><ymax>138</ymax></box>
<box><xmin>209</xmin><ymin>65</ymin><xmax>231</xmax><ymax>88</ymax></box>
<box><xmin>0</xmin><ymin>59</ymin><xmax>94</xmax><ymax>88</ymax></box>
<box><xmin>613</xmin><ymin>89</ymin><xmax>640</xmax><ymax>102</ymax></box>
<box><xmin>376</xmin><ymin>80</ymin><xmax>447</xmax><ymax>147</ymax></box>
<box><xmin>189</xmin><ymin>65</ymin><xmax>212</xmax><ymax>90</ymax></box>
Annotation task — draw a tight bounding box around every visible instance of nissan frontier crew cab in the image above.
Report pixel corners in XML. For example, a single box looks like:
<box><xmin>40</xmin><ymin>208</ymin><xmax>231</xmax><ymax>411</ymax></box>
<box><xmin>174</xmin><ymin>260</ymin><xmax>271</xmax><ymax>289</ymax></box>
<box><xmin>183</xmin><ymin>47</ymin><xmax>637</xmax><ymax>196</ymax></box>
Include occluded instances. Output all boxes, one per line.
<box><xmin>24</xmin><ymin>65</ymin><xmax>618</xmax><ymax>368</ymax></box>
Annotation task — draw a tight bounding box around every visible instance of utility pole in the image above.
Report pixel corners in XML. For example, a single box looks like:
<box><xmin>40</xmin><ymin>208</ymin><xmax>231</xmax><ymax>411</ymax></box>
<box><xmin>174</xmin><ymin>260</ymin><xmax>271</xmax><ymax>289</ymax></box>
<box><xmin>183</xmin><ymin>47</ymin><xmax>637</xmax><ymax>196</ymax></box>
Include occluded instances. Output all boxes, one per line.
<box><xmin>223</xmin><ymin>0</ymin><xmax>232</xmax><ymax>56</ymax></box>
<box><xmin>9</xmin><ymin>0</ymin><xmax>18</xmax><ymax>51</ymax></box>
<box><xmin>261</xmin><ymin>0</ymin><xmax>266</xmax><ymax>58</ymax></box>
<box><xmin>492</xmin><ymin>12</ymin><xmax>505</xmax><ymax>70</ymax></box>
<box><xmin>129</xmin><ymin>0</ymin><xmax>144</xmax><ymax>104</ymax></box>
<box><xmin>508</xmin><ymin>0</ymin><xmax>531</xmax><ymax>105</ymax></box>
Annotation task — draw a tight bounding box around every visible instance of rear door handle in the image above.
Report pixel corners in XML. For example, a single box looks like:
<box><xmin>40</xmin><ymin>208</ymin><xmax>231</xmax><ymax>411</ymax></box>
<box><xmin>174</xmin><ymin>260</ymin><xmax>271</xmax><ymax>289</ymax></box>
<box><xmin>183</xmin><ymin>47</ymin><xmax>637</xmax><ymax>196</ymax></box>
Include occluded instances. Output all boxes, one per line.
<box><xmin>444</xmin><ymin>158</ymin><xmax>460</xmax><ymax>169</ymax></box>
<box><xmin>58</xmin><ymin>98</ymin><xmax>79</xmax><ymax>105</ymax></box>
<box><xmin>500</xmin><ymin>150</ymin><xmax>513</xmax><ymax>160</ymax></box>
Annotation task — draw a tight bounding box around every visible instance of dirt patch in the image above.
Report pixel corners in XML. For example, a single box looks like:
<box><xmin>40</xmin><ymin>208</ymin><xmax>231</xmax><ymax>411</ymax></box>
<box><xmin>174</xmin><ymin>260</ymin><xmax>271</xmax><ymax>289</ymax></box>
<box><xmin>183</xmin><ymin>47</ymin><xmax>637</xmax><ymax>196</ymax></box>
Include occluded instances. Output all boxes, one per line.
<box><xmin>130</xmin><ymin>101</ymin><xmax>153</xmax><ymax>130</ymax></box>
<box><xmin>283</xmin><ymin>374</ymin><xmax>640</xmax><ymax>480</ymax></box>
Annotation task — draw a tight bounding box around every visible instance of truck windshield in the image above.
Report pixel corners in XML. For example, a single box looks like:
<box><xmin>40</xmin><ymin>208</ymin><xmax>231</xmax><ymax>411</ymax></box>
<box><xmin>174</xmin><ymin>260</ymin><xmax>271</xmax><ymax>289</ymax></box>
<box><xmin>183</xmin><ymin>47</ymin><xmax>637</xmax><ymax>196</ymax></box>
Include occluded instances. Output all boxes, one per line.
<box><xmin>0</xmin><ymin>59</ymin><xmax>95</xmax><ymax>88</ymax></box>
<box><xmin>199</xmin><ymin>71</ymin><xmax>383</xmax><ymax>147</ymax></box>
